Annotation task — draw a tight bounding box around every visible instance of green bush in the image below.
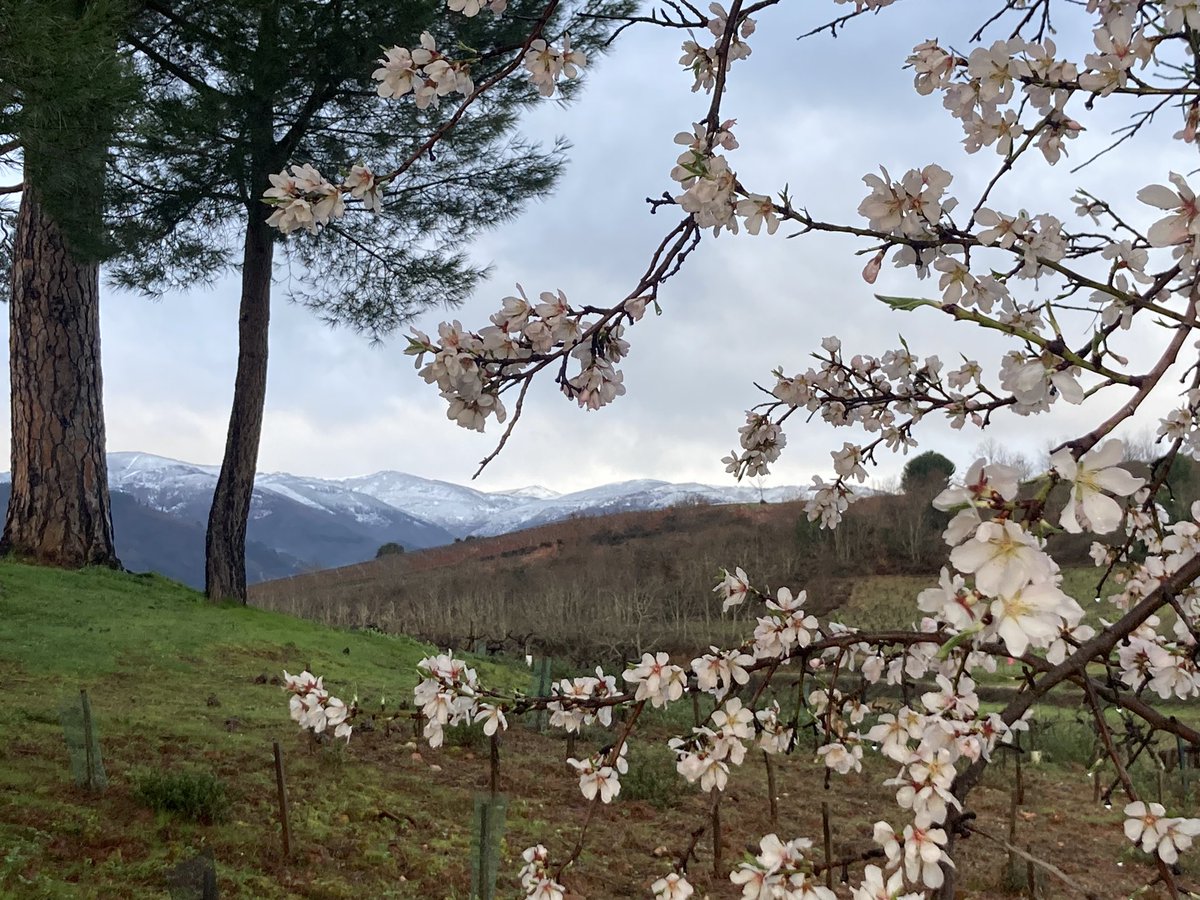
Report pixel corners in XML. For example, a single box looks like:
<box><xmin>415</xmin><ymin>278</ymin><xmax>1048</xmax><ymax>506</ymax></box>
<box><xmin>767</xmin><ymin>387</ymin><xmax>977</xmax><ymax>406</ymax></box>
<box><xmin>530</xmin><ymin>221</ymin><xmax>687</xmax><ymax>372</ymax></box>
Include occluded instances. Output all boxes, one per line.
<box><xmin>620</xmin><ymin>744</ymin><xmax>680</xmax><ymax>809</ymax></box>
<box><xmin>443</xmin><ymin>721</ymin><xmax>488</xmax><ymax>749</ymax></box>
<box><xmin>1033</xmin><ymin>718</ymin><xmax>1098</xmax><ymax>767</ymax></box>
<box><xmin>130</xmin><ymin>769</ymin><xmax>229</xmax><ymax>824</ymax></box>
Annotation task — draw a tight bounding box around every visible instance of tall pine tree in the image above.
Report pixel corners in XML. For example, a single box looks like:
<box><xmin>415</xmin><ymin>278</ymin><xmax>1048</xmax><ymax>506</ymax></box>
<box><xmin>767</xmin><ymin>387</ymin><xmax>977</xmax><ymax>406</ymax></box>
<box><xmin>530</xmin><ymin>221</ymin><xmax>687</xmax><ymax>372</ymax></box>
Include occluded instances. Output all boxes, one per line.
<box><xmin>0</xmin><ymin>0</ymin><xmax>136</xmax><ymax>568</ymax></box>
<box><xmin>109</xmin><ymin>0</ymin><xmax>630</xmax><ymax>601</ymax></box>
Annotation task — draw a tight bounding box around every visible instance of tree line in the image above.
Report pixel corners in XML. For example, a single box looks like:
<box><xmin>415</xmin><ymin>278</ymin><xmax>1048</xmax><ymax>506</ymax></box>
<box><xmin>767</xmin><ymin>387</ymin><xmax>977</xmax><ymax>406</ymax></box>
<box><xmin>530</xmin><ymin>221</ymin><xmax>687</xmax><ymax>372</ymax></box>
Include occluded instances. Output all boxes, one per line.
<box><xmin>0</xmin><ymin>0</ymin><xmax>624</xmax><ymax>600</ymax></box>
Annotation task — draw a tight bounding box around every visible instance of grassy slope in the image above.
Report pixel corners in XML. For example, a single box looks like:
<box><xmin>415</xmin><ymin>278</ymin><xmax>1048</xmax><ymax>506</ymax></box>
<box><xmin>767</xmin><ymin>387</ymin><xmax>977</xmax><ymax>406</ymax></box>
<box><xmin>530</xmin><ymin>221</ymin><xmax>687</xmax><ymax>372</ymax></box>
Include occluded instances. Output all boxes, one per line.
<box><xmin>3</xmin><ymin>563</ymin><xmax>1195</xmax><ymax>899</ymax></box>
<box><xmin>0</xmin><ymin>562</ymin><xmax>517</xmax><ymax>899</ymax></box>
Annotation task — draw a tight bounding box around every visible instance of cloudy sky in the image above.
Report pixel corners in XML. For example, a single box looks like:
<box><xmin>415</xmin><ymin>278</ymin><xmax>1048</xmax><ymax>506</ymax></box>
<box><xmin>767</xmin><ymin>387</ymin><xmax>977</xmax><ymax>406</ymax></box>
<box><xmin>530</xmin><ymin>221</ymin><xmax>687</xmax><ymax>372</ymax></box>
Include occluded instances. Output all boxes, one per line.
<box><xmin>5</xmin><ymin>1</ymin><xmax>1192</xmax><ymax>494</ymax></box>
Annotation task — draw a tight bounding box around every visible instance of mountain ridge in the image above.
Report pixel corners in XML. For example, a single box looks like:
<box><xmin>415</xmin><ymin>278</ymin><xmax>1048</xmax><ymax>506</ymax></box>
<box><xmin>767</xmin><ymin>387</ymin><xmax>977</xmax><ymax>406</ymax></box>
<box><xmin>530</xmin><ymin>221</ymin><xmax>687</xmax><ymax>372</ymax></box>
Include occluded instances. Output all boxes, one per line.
<box><xmin>1</xmin><ymin>451</ymin><xmax>809</xmax><ymax>588</ymax></box>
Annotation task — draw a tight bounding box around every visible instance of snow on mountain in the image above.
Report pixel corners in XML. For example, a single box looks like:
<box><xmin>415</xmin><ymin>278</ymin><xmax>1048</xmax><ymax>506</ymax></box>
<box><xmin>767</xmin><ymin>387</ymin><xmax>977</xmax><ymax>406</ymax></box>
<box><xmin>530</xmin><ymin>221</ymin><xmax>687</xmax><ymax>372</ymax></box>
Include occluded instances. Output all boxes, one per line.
<box><xmin>257</xmin><ymin>471</ymin><xmax>418</xmax><ymax>529</ymax></box>
<box><xmin>104</xmin><ymin>452</ymin><xmax>456</xmax><ymax>574</ymax></box>
<box><xmin>493</xmin><ymin>485</ymin><xmax>560</xmax><ymax>502</ymax></box>
<box><xmin>6</xmin><ymin>452</ymin><xmax>809</xmax><ymax>583</ymax></box>
<box><xmin>64</xmin><ymin>456</ymin><xmax>809</xmax><ymax>540</ymax></box>
<box><xmin>108</xmin><ymin>452</ymin><xmax>224</xmax><ymax>516</ymax></box>
<box><xmin>340</xmin><ymin>470</ymin><xmax>526</xmax><ymax>536</ymax></box>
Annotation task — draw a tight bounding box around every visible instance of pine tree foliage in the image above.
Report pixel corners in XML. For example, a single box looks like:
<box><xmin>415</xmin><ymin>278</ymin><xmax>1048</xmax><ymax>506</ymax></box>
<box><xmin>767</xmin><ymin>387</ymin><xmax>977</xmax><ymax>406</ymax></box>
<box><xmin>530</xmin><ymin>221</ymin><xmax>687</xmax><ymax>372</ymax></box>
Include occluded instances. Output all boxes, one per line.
<box><xmin>0</xmin><ymin>0</ymin><xmax>138</xmax><ymax>263</ymax></box>
<box><xmin>108</xmin><ymin>0</ymin><xmax>633</xmax><ymax>338</ymax></box>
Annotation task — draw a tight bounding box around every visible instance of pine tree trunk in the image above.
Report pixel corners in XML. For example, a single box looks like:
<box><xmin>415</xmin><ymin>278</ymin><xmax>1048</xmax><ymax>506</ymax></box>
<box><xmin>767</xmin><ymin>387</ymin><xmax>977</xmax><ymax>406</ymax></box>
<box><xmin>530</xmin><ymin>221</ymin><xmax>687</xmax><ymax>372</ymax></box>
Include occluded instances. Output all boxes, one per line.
<box><xmin>205</xmin><ymin>211</ymin><xmax>274</xmax><ymax>603</ymax></box>
<box><xmin>2</xmin><ymin>183</ymin><xmax>118</xmax><ymax>568</ymax></box>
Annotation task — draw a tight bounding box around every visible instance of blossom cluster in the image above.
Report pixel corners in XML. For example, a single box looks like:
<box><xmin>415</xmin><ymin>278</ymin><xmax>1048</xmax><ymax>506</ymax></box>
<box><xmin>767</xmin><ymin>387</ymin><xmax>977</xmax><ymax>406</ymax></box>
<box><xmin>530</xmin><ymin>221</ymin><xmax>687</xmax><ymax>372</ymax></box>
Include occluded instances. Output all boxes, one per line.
<box><xmin>523</xmin><ymin>37</ymin><xmax>586</xmax><ymax>97</ymax></box>
<box><xmin>568</xmin><ymin>742</ymin><xmax>628</xmax><ymax>803</ymax></box>
<box><xmin>268</xmin><ymin>1</ymin><xmax>1200</xmax><ymax>897</ymax></box>
<box><xmin>729</xmin><ymin>834</ymin><xmax>834</xmax><ymax>899</ymax></box>
<box><xmin>373</xmin><ymin>32</ymin><xmax>474</xmax><ymax>109</ymax></box>
<box><xmin>519</xmin><ymin>844</ymin><xmax>566</xmax><ymax>900</ymax></box>
<box><xmin>405</xmin><ymin>288</ymin><xmax>637</xmax><ymax>432</ymax></box>
<box><xmin>283</xmin><ymin>669</ymin><xmax>354</xmax><ymax>741</ymax></box>
<box><xmin>413</xmin><ymin>652</ymin><xmax>502</xmax><ymax>747</ymax></box>
<box><xmin>679</xmin><ymin>3</ymin><xmax>754</xmax><ymax>94</ymax></box>
<box><xmin>548</xmin><ymin>667</ymin><xmax>620</xmax><ymax>731</ymax></box>
<box><xmin>263</xmin><ymin>163</ymin><xmax>378</xmax><ymax>235</ymax></box>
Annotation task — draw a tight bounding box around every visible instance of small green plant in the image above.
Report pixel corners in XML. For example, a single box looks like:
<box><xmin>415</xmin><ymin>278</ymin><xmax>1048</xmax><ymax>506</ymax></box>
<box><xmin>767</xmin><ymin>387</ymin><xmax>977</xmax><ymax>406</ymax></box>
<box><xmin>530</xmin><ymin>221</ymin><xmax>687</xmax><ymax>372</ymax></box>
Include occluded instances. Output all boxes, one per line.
<box><xmin>620</xmin><ymin>744</ymin><xmax>680</xmax><ymax>809</ymax></box>
<box><xmin>444</xmin><ymin>721</ymin><xmax>489</xmax><ymax>750</ymax></box>
<box><xmin>130</xmin><ymin>769</ymin><xmax>229</xmax><ymax>824</ymax></box>
<box><xmin>1034</xmin><ymin>718</ymin><xmax>1098</xmax><ymax>767</ymax></box>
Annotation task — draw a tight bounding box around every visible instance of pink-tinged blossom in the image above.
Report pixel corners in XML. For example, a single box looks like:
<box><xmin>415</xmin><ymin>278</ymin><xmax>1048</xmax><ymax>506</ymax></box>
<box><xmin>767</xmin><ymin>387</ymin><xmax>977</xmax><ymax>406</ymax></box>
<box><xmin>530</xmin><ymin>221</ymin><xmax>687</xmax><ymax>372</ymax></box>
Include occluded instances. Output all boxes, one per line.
<box><xmin>1124</xmin><ymin>801</ymin><xmax>1170</xmax><ymax>854</ymax></box>
<box><xmin>652</xmin><ymin>873</ymin><xmax>694</xmax><ymax>900</ymax></box>
<box><xmin>519</xmin><ymin>845</ymin><xmax>565</xmax><ymax>900</ymax></box>
<box><xmin>712</xmin><ymin>698</ymin><xmax>755</xmax><ymax>741</ymax></box>
<box><xmin>818</xmin><ymin>741</ymin><xmax>863</xmax><ymax>774</ymax></box>
<box><xmin>692</xmin><ymin>647</ymin><xmax>754</xmax><ymax>698</ymax></box>
<box><xmin>263</xmin><ymin>164</ymin><xmax>344</xmax><ymax>235</ymax></box>
<box><xmin>373</xmin><ymin>47</ymin><xmax>419</xmax><ymax>98</ymax></box>
<box><xmin>736</xmin><ymin>194</ymin><xmax>780</xmax><ymax>235</ymax></box>
<box><xmin>283</xmin><ymin>670</ymin><xmax>353</xmax><ymax>742</ymax></box>
<box><xmin>1155</xmin><ymin>816</ymin><xmax>1200</xmax><ymax>864</ymax></box>
<box><xmin>901</xmin><ymin>824</ymin><xmax>953</xmax><ymax>888</ymax></box>
<box><xmin>568</xmin><ymin>746</ymin><xmax>627</xmax><ymax>803</ymax></box>
<box><xmin>934</xmin><ymin>459</ymin><xmax>1020</xmax><ymax>511</ymax></box>
<box><xmin>864</xmin><ymin>708</ymin><xmax>924</xmax><ymax>762</ymax></box>
<box><xmin>623</xmin><ymin>652</ymin><xmax>686</xmax><ymax>708</ymax></box>
<box><xmin>714</xmin><ymin>566</ymin><xmax>751</xmax><ymax>611</ymax></box>
<box><xmin>523</xmin><ymin>37</ymin><xmax>586</xmax><ymax>97</ymax></box>
<box><xmin>756</xmin><ymin>701</ymin><xmax>794</xmax><ymax>754</ymax></box>
<box><xmin>917</xmin><ymin>567</ymin><xmax>982</xmax><ymax>629</ymax></box>
<box><xmin>852</xmin><ymin>864</ymin><xmax>923</xmax><ymax>900</ymax></box>
<box><xmin>342</xmin><ymin>164</ymin><xmax>383</xmax><ymax>213</ymax></box>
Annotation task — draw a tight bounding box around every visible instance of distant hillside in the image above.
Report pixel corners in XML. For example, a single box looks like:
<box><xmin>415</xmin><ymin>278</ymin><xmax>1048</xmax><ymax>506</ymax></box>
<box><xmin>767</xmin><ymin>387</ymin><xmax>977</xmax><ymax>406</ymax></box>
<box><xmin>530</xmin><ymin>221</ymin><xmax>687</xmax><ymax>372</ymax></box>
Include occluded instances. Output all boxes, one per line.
<box><xmin>2</xmin><ymin>452</ymin><xmax>810</xmax><ymax>588</ymax></box>
<box><xmin>249</xmin><ymin>473</ymin><xmax>1128</xmax><ymax>661</ymax></box>
<box><xmin>249</xmin><ymin>494</ymin><xmax>934</xmax><ymax>661</ymax></box>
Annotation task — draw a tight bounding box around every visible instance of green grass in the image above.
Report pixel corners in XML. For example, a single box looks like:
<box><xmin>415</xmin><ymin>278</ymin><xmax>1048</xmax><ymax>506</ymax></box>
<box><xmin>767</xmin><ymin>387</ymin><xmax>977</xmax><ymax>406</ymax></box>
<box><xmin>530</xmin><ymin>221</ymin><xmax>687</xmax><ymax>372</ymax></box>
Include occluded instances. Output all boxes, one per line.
<box><xmin>130</xmin><ymin>769</ymin><xmax>230</xmax><ymax>824</ymax></box>
<box><xmin>1</xmin><ymin>561</ymin><xmax>1192</xmax><ymax>898</ymax></box>
<box><xmin>832</xmin><ymin>566</ymin><xmax>1126</xmax><ymax>633</ymax></box>
<box><xmin>0</xmin><ymin>561</ymin><xmax>522</xmax><ymax>898</ymax></box>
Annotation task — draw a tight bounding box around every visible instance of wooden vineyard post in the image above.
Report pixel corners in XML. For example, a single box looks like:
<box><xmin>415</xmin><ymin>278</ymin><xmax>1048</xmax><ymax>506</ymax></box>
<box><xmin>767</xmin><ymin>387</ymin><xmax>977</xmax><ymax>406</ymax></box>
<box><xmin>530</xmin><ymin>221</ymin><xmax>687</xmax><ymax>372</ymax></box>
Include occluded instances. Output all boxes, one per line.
<box><xmin>273</xmin><ymin>741</ymin><xmax>293</xmax><ymax>859</ymax></box>
<box><xmin>528</xmin><ymin>658</ymin><xmax>553</xmax><ymax>732</ymax></box>
<box><xmin>1179</xmin><ymin>734</ymin><xmax>1191</xmax><ymax>808</ymax></box>
<box><xmin>711</xmin><ymin>789</ymin><xmax>722</xmax><ymax>879</ymax></box>
<box><xmin>821</xmin><ymin>800</ymin><xmax>833</xmax><ymax>891</ymax></box>
<box><xmin>470</xmin><ymin>732</ymin><xmax>507</xmax><ymax>900</ymax></box>
<box><xmin>60</xmin><ymin>688</ymin><xmax>107</xmax><ymax>791</ymax></box>
<box><xmin>763</xmin><ymin>750</ymin><xmax>778</xmax><ymax>831</ymax></box>
<box><xmin>81</xmin><ymin>689</ymin><xmax>96</xmax><ymax>791</ymax></box>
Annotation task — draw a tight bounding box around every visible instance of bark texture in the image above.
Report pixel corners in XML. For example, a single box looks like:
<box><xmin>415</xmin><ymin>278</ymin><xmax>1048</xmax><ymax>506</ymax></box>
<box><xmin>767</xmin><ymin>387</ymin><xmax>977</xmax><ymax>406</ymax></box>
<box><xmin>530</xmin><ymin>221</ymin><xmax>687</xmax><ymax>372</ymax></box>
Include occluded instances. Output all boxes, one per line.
<box><xmin>2</xmin><ymin>183</ymin><xmax>118</xmax><ymax>567</ymax></box>
<box><xmin>204</xmin><ymin>211</ymin><xmax>273</xmax><ymax>602</ymax></box>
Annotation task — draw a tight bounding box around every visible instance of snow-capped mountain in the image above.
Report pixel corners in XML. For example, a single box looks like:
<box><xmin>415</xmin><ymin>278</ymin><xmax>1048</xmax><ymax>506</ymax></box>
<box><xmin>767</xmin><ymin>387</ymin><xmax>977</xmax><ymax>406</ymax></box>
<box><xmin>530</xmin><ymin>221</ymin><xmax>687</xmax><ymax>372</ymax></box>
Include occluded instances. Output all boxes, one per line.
<box><xmin>0</xmin><ymin>453</ymin><xmax>807</xmax><ymax>587</ymax></box>
<box><xmin>105</xmin><ymin>452</ymin><xmax>456</xmax><ymax>580</ymax></box>
<box><xmin>338</xmin><ymin>470</ymin><xmax>528</xmax><ymax>535</ymax></box>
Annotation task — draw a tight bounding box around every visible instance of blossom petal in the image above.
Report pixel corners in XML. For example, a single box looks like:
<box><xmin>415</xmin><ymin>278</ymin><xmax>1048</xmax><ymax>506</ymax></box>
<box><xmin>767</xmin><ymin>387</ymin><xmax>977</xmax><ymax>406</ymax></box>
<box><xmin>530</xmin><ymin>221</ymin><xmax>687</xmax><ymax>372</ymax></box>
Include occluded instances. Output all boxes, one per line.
<box><xmin>1138</xmin><ymin>183</ymin><xmax>1181</xmax><ymax>211</ymax></box>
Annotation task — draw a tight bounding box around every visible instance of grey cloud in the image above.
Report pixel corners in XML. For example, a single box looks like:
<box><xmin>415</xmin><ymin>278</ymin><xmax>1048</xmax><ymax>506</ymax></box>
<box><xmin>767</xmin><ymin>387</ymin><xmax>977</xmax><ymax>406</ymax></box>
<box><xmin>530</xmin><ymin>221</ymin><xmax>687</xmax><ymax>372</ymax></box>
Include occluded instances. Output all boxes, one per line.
<box><xmin>0</xmin><ymin>2</ymin><xmax>1191</xmax><ymax>495</ymax></box>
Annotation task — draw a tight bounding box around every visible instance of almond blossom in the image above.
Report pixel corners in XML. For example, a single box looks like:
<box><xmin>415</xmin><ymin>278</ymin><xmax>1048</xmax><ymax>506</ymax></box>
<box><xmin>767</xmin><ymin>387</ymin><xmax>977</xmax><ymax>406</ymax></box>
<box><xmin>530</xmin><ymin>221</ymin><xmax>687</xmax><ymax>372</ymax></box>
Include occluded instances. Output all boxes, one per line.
<box><xmin>652</xmin><ymin>873</ymin><xmax>694</xmax><ymax>900</ymax></box>
<box><xmin>852</xmin><ymin>864</ymin><xmax>923</xmax><ymax>900</ymax></box>
<box><xmin>1138</xmin><ymin>172</ymin><xmax>1200</xmax><ymax>248</ymax></box>
<box><xmin>949</xmin><ymin>520</ymin><xmax>1053</xmax><ymax>597</ymax></box>
<box><xmin>1050</xmin><ymin>439</ymin><xmax>1144</xmax><ymax>534</ymax></box>
<box><xmin>714</xmin><ymin>566</ymin><xmax>751</xmax><ymax>610</ymax></box>
<box><xmin>623</xmin><ymin>652</ymin><xmax>686</xmax><ymax>708</ymax></box>
<box><xmin>267</xmin><ymin>4</ymin><xmax>1200</xmax><ymax>897</ymax></box>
